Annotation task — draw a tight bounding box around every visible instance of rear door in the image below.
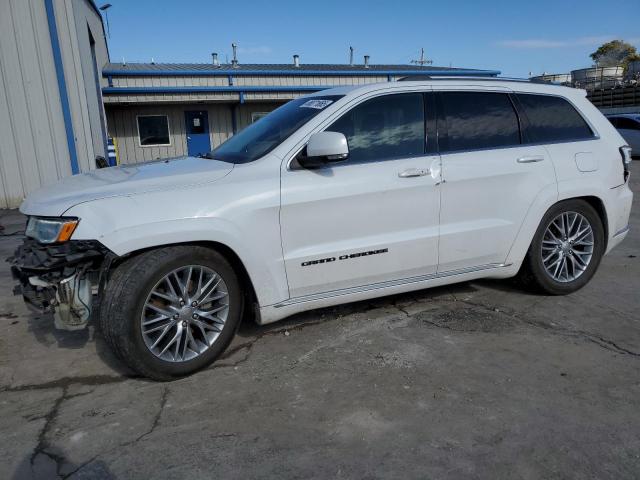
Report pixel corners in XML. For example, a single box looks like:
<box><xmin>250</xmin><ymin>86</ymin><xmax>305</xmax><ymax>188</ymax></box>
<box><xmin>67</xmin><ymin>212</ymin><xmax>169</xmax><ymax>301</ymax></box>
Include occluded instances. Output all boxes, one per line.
<box><xmin>280</xmin><ymin>92</ymin><xmax>442</xmax><ymax>299</ymax></box>
<box><xmin>435</xmin><ymin>89</ymin><xmax>556</xmax><ymax>272</ymax></box>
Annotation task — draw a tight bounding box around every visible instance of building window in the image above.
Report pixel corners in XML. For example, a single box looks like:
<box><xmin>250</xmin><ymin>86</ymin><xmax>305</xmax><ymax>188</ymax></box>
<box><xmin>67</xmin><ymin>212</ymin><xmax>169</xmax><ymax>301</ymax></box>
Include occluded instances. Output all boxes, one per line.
<box><xmin>251</xmin><ymin>112</ymin><xmax>269</xmax><ymax>123</ymax></box>
<box><xmin>137</xmin><ymin>115</ymin><xmax>170</xmax><ymax>146</ymax></box>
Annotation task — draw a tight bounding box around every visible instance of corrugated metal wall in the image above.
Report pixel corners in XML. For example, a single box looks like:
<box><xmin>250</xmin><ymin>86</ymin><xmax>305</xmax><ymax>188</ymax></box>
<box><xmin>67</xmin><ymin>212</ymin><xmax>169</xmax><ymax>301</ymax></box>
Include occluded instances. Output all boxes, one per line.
<box><xmin>109</xmin><ymin>74</ymin><xmax>389</xmax><ymax>89</ymax></box>
<box><xmin>106</xmin><ymin>103</ymin><xmax>280</xmax><ymax>164</ymax></box>
<box><xmin>0</xmin><ymin>0</ymin><xmax>108</xmax><ymax>208</ymax></box>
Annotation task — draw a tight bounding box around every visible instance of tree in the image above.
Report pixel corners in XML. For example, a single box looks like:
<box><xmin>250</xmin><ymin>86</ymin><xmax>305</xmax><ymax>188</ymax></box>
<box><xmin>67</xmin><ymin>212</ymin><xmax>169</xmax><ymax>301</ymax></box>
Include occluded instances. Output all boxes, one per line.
<box><xmin>590</xmin><ymin>40</ymin><xmax>639</xmax><ymax>68</ymax></box>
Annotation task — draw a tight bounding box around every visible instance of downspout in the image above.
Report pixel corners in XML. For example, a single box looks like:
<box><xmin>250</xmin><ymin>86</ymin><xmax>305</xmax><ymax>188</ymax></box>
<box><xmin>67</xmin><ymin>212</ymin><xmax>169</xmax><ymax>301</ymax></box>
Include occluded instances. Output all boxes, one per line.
<box><xmin>44</xmin><ymin>0</ymin><xmax>80</xmax><ymax>175</ymax></box>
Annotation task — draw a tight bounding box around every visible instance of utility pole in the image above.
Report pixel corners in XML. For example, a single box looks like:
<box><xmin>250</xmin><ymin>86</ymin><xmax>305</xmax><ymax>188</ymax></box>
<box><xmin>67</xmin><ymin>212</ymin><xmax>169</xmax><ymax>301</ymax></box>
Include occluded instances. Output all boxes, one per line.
<box><xmin>411</xmin><ymin>48</ymin><xmax>433</xmax><ymax>67</ymax></box>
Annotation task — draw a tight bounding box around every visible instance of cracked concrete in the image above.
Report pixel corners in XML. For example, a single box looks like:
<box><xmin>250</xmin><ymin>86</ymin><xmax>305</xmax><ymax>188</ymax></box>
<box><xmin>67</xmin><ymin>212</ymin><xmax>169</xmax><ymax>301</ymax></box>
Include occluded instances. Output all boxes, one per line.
<box><xmin>0</xmin><ymin>175</ymin><xmax>639</xmax><ymax>479</ymax></box>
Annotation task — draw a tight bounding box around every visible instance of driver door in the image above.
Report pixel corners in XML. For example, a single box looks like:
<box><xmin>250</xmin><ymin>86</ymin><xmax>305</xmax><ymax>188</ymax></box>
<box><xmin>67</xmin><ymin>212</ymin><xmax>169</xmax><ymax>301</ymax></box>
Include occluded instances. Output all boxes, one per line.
<box><xmin>280</xmin><ymin>92</ymin><xmax>442</xmax><ymax>299</ymax></box>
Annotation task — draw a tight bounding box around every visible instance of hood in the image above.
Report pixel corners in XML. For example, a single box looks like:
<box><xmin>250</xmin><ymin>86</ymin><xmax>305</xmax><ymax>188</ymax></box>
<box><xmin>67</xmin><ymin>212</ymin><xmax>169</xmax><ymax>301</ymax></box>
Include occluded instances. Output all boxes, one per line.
<box><xmin>20</xmin><ymin>156</ymin><xmax>234</xmax><ymax>216</ymax></box>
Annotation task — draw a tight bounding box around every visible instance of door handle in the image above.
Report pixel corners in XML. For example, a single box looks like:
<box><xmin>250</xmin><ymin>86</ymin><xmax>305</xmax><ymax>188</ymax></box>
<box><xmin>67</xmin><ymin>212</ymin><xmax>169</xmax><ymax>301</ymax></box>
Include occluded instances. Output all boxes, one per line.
<box><xmin>399</xmin><ymin>168</ymin><xmax>430</xmax><ymax>178</ymax></box>
<box><xmin>517</xmin><ymin>155</ymin><xmax>544</xmax><ymax>163</ymax></box>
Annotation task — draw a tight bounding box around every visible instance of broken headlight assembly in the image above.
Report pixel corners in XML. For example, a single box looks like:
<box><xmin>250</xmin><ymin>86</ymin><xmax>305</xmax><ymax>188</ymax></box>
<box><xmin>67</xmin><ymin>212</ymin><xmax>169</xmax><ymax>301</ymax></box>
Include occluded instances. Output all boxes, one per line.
<box><xmin>25</xmin><ymin>216</ymin><xmax>79</xmax><ymax>244</ymax></box>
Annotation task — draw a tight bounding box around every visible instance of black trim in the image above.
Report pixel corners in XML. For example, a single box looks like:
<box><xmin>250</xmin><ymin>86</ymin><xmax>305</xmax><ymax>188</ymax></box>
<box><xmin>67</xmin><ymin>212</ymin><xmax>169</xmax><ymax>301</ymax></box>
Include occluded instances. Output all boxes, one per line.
<box><xmin>434</xmin><ymin>92</ymin><xmax>450</xmax><ymax>153</ymax></box>
<box><xmin>425</xmin><ymin>92</ymin><xmax>438</xmax><ymax>154</ymax></box>
<box><xmin>8</xmin><ymin>238</ymin><xmax>111</xmax><ymax>280</ymax></box>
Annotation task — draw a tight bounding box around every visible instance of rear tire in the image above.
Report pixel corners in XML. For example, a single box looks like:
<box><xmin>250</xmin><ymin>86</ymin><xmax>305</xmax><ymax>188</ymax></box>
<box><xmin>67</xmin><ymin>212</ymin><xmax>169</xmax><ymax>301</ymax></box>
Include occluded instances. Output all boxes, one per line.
<box><xmin>517</xmin><ymin>199</ymin><xmax>605</xmax><ymax>295</ymax></box>
<box><xmin>100</xmin><ymin>246</ymin><xmax>243</xmax><ymax>381</ymax></box>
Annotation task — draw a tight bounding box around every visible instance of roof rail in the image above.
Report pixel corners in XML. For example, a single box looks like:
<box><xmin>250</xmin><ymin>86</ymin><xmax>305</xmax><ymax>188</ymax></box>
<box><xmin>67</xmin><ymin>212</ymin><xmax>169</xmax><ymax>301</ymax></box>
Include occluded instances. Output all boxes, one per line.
<box><xmin>397</xmin><ymin>75</ymin><xmax>564</xmax><ymax>85</ymax></box>
<box><xmin>397</xmin><ymin>75</ymin><xmax>432</xmax><ymax>81</ymax></box>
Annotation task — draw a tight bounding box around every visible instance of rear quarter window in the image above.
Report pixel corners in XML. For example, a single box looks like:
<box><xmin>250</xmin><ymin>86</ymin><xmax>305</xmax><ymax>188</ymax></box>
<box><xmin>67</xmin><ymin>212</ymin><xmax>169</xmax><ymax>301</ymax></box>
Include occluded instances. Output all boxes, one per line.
<box><xmin>516</xmin><ymin>93</ymin><xmax>594</xmax><ymax>143</ymax></box>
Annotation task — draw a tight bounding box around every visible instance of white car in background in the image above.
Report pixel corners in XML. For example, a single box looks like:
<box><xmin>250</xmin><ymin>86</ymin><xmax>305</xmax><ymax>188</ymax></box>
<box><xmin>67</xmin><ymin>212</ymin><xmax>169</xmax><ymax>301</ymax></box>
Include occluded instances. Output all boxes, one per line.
<box><xmin>10</xmin><ymin>79</ymin><xmax>633</xmax><ymax>380</ymax></box>
<box><xmin>607</xmin><ymin>114</ymin><xmax>640</xmax><ymax>158</ymax></box>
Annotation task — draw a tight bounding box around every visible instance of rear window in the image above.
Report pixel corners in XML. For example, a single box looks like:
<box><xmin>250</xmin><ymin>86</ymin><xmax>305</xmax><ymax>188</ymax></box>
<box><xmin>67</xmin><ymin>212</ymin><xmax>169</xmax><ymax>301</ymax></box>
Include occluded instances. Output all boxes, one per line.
<box><xmin>516</xmin><ymin>94</ymin><xmax>594</xmax><ymax>143</ymax></box>
<box><xmin>440</xmin><ymin>92</ymin><xmax>520</xmax><ymax>152</ymax></box>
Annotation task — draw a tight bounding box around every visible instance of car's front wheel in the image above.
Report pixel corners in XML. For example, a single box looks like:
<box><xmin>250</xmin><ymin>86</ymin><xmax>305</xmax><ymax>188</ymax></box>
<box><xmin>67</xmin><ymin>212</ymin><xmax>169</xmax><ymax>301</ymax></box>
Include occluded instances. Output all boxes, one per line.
<box><xmin>100</xmin><ymin>246</ymin><xmax>243</xmax><ymax>380</ymax></box>
<box><xmin>517</xmin><ymin>199</ymin><xmax>605</xmax><ymax>295</ymax></box>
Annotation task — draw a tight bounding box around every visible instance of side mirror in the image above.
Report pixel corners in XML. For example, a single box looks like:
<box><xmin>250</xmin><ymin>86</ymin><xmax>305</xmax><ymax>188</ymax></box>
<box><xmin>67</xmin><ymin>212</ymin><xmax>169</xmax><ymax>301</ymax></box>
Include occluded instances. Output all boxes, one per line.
<box><xmin>297</xmin><ymin>131</ymin><xmax>349</xmax><ymax>169</ymax></box>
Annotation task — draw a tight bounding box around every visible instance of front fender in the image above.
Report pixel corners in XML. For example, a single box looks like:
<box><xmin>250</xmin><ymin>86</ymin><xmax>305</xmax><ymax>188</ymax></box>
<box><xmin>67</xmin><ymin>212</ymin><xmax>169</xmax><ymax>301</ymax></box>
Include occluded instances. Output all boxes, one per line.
<box><xmin>65</xmin><ymin>195</ymin><xmax>288</xmax><ymax>307</ymax></box>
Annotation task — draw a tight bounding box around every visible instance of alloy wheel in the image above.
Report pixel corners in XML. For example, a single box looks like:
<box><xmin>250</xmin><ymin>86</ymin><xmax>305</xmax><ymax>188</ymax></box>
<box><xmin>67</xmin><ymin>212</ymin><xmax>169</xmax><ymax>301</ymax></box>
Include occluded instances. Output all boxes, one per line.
<box><xmin>140</xmin><ymin>265</ymin><xmax>229</xmax><ymax>362</ymax></box>
<box><xmin>541</xmin><ymin>211</ymin><xmax>594</xmax><ymax>283</ymax></box>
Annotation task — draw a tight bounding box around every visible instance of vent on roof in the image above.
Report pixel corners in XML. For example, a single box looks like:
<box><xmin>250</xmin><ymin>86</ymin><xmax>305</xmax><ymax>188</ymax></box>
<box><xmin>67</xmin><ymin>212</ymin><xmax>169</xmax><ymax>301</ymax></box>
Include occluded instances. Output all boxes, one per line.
<box><xmin>364</xmin><ymin>55</ymin><xmax>370</xmax><ymax>68</ymax></box>
<box><xmin>212</xmin><ymin>52</ymin><xmax>219</xmax><ymax>66</ymax></box>
<box><xmin>293</xmin><ymin>54</ymin><xmax>300</xmax><ymax>67</ymax></box>
<box><xmin>231</xmin><ymin>43</ymin><xmax>238</xmax><ymax>68</ymax></box>
<box><xmin>349</xmin><ymin>46</ymin><xmax>354</xmax><ymax>66</ymax></box>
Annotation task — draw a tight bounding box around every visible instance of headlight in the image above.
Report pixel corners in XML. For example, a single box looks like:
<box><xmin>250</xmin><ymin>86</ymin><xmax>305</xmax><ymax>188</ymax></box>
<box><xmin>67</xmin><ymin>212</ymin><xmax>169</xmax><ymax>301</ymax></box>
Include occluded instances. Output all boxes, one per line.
<box><xmin>25</xmin><ymin>217</ymin><xmax>79</xmax><ymax>244</ymax></box>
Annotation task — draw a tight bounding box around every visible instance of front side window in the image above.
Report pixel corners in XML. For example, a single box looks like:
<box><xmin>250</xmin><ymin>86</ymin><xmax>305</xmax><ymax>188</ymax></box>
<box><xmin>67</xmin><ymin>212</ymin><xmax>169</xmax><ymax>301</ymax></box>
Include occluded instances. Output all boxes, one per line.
<box><xmin>210</xmin><ymin>95</ymin><xmax>343</xmax><ymax>163</ymax></box>
<box><xmin>440</xmin><ymin>92</ymin><xmax>520</xmax><ymax>152</ymax></box>
<box><xmin>516</xmin><ymin>93</ymin><xmax>594</xmax><ymax>143</ymax></box>
<box><xmin>137</xmin><ymin>115</ymin><xmax>170</xmax><ymax>146</ymax></box>
<box><xmin>326</xmin><ymin>93</ymin><xmax>425</xmax><ymax>163</ymax></box>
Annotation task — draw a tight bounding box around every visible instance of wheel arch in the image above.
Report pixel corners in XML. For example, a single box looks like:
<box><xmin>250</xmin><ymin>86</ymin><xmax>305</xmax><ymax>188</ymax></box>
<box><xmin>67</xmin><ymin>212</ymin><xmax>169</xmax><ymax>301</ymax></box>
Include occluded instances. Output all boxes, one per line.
<box><xmin>111</xmin><ymin>240</ymin><xmax>260</xmax><ymax>322</ymax></box>
<box><xmin>574</xmin><ymin>195</ymin><xmax>608</xmax><ymax>249</ymax></box>
<box><xmin>506</xmin><ymin>186</ymin><xmax>609</xmax><ymax>269</ymax></box>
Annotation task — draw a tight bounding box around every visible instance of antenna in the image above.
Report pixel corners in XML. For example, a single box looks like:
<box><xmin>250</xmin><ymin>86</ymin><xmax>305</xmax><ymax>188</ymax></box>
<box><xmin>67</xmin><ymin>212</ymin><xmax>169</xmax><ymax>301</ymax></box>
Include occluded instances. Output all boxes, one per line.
<box><xmin>411</xmin><ymin>48</ymin><xmax>432</xmax><ymax>67</ymax></box>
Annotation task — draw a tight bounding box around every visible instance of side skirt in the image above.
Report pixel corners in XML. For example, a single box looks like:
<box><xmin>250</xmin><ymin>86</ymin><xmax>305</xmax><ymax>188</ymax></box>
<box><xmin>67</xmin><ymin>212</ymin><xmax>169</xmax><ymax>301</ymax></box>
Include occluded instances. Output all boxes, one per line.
<box><xmin>257</xmin><ymin>262</ymin><xmax>516</xmax><ymax>325</ymax></box>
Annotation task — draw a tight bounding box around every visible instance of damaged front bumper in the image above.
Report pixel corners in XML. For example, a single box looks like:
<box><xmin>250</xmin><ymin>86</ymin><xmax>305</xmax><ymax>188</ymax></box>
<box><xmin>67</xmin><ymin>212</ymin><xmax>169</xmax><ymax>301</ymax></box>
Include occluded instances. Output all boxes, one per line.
<box><xmin>8</xmin><ymin>238</ymin><xmax>114</xmax><ymax>330</ymax></box>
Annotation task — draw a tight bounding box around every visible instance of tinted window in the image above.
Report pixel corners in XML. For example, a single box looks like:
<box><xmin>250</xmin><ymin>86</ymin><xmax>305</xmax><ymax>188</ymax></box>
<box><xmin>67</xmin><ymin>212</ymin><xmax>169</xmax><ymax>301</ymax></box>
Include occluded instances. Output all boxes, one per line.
<box><xmin>516</xmin><ymin>93</ymin><xmax>593</xmax><ymax>143</ymax></box>
<box><xmin>617</xmin><ymin>117</ymin><xmax>640</xmax><ymax>131</ymax></box>
<box><xmin>607</xmin><ymin>117</ymin><xmax>619</xmax><ymax>127</ymax></box>
<box><xmin>210</xmin><ymin>95</ymin><xmax>343</xmax><ymax>163</ymax></box>
<box><xmin>327</xmin><ymin>93</ymin><xmax>424</xmax><ymax>162</ymax></box>
<box><xmin>137</xmin><ymin>115</ymin><xmax>170</xmax><ymax>146</ymax></box>
<box><xmin>441</xmin><ymin>92</ymin><xmax>520</xmax><ymax>152</ymax></box>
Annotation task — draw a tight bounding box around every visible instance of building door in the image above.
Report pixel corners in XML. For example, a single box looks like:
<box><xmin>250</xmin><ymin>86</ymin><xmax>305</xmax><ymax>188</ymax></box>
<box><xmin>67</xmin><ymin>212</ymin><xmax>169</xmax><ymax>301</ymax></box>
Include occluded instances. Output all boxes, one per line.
<box><xmin>184</xmin><ymin>111</ymin><xmax>211</xmax><ymax>156</ymax></box>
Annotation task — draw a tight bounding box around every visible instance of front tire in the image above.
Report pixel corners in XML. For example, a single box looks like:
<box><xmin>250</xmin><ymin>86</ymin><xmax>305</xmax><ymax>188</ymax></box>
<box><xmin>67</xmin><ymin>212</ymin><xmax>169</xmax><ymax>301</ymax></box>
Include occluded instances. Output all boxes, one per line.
<box><xmin>100</xmin><ymin>246</ymin><xmax>243</xmax><ymax>381</ymax></box>
<box><xmin>517</xmin><ymin>199</ymin><xmax>605</xmax><ymax>295</ymax></box>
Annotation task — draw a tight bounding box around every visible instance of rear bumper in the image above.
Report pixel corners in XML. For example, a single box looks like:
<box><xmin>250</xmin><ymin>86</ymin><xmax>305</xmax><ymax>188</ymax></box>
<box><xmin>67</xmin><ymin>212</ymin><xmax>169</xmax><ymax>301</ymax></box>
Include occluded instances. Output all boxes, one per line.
<box><xmin>606</xmin><ymin>183</ymin><xmax>633</xmax><ymax>254</ymax></box>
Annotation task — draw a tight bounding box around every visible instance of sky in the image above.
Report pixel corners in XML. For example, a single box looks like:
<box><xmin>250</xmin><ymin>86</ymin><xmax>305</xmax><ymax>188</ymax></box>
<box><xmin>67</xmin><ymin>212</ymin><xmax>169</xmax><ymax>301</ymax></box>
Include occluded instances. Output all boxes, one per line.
<box><xmin>101</xmin><ymin>0</ymin><xmax>640</xmax><ymax>78</ymax></box>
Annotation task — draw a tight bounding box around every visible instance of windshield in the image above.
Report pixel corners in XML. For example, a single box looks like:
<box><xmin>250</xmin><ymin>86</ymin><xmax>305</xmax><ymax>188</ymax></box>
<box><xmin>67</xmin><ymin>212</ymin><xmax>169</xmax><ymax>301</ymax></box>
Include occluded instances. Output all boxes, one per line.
<box><xmin>207</xmin><ymin>95</ymin><xmax>343</xmax><ymax>163</ymax></box>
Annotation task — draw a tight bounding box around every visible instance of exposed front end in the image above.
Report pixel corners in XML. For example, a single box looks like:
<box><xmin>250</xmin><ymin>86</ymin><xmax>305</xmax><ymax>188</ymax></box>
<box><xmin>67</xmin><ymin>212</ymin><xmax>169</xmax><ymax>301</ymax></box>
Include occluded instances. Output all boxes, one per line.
<box><xmin>8</xmin><ymin>217</ymin><xmax>112</xmax><ymax>330</ymax></box>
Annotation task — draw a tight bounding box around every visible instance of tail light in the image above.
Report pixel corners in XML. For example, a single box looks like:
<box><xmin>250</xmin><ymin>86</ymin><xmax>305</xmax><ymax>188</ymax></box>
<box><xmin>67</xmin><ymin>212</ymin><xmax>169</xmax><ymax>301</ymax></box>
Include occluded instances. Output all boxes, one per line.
<box><xmin>620</xmin><ymin>146</ymin><xmax>632</xmax><ymax>182</ymax></box>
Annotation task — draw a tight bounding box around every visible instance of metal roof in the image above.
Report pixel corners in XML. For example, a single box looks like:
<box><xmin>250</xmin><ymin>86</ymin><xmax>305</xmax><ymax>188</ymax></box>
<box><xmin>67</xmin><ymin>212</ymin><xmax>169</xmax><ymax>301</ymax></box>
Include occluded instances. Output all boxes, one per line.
<box><xmin>103</xmin><ymin>62</ymin><xmax>500</xmax><ymax>77</ymax></box>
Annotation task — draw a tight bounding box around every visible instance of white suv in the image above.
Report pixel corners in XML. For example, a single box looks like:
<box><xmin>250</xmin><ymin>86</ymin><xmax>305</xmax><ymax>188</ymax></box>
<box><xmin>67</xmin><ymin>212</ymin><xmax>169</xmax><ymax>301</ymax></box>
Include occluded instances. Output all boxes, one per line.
<box><xmin>11</xmin><ymin>79</ymin><xmax>633</xmax><ymax>380</ymax></box>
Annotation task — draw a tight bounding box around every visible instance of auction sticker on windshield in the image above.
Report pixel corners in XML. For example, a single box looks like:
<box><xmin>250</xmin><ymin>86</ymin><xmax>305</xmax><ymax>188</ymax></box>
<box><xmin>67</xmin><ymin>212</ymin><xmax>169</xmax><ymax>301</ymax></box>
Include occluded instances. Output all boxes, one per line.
<box><xmin>300</xmin><ymin>99</ymin><xmax>334</xmax><ymax>109</ymax></box>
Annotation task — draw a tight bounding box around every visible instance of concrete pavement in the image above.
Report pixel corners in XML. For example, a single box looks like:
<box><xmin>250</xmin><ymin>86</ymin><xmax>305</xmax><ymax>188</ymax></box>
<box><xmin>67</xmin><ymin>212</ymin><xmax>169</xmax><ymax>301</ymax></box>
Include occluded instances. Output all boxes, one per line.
<box><xmin>0</xmin><ymin>177</ymin><xmax>638</xmax><ymax>479</ymax></box>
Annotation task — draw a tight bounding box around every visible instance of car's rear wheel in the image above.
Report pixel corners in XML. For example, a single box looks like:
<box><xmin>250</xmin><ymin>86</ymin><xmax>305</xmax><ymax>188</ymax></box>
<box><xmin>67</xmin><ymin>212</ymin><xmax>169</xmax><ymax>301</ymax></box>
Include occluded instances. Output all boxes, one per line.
<box><xmin>100</xmin><ymin>246</ymin><xmax>243</xmax><ymax>381</ymax></box>
<box><xmin>517</xmin><ymin>199</ymin><xmax>605</xmax><ymax>295</ymax></box>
